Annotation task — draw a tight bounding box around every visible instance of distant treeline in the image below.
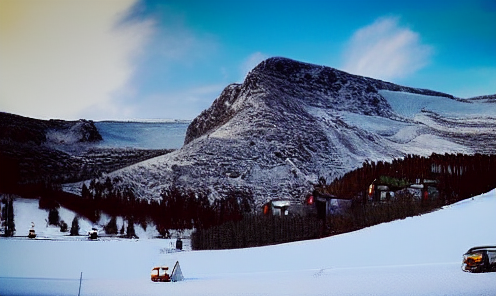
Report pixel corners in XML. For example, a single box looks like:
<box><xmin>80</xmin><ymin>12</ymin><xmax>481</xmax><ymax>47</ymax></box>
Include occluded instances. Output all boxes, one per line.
<box><xmin>65</xmin><ymin>179</ymin><xmax>254</xmax><ymax>235</ymax></box>
<box><xmin>323</xmin><ymin>153</ymin><xmax>496</xmax><ymax>203</ymax></box>
<box><xmin>191</xmin><ymin>215</ymin><xmax>322</xmax><ymax>250</ymax></box>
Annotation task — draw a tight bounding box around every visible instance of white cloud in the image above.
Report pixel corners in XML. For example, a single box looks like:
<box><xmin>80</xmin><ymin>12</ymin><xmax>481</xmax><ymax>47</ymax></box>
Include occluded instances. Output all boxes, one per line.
<box><xmin>158</xmin><ymin>26</ymin><xmax>218</xmax><ymax>64</ymax></box>
<box><xmin>0</xmin><ymin>0</ymin><xmax>153</xmax><ymax>120</ymax></box>
<box><xmin>240</xmin><ymin>52</ymin><xmax>269</xmax><ymax>81</ymax></box>
<box><xmin>342</xmin><ymin>17</ymin><xmax>433</xmax><ymax>81</ymax></box>
<box><xmin>135</xmin><ymin>83</ymin><xmax>226</xmax><ymax>120</ymax></box>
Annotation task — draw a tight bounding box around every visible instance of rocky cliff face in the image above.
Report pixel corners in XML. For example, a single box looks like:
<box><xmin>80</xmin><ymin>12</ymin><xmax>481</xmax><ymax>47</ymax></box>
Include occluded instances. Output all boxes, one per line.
<box><xmin>77</xmin><ymin>57</ymin><xmax>496</xmax><ymax>207</ymax></box>
<box><xmin>0</xmin><ymin>112</ymin><xmax>102</xmax><ymax>145</ymax></box>
<box><xmin>0</xmin><ymin>113</ymin><xmax>103</xmax><ymax>186</ymax></box>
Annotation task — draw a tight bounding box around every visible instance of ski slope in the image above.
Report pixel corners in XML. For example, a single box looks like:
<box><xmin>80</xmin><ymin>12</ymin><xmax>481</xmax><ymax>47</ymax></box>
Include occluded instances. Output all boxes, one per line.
<box><xmin>1</xmin><ymin>189</ymin><xmax>495</xmax><ymax>295</ymax></box>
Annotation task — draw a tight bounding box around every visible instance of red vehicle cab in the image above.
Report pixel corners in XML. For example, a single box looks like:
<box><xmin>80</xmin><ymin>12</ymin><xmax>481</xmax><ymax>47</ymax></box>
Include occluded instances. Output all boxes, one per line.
<box><xmin>151</xmin><ymin>266</ymin><xmax>171</xmax><ymax>282</ymax></box>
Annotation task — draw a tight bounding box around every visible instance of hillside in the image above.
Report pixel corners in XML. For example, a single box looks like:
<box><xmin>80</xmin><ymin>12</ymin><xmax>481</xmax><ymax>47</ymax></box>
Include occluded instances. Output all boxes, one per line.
<box><xmin>67</xmin><ymin>57</ymin><xmax>496</xmax><ymax>206</ymax></box>
<box><xmin>0</xmin><ymin>112</ymin><xmax>172</xmax><ymax>191</ymax></box>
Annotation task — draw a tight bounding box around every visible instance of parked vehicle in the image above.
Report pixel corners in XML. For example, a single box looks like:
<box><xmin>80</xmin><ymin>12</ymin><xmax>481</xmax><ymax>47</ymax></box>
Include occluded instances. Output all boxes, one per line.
<box><xmin>28</xmin><ymin>229</ymin><xmax>36</xmax><ymax>239</ymax></box>
<box><xmin>151</xmin><ymin>266</ymin><xmax>170</xmax><ymax>282</ymax></box>
<box><xmin>462</xmin><ymin>246</ymin><xmax>496</xmax><ymax>273</ymax></box>
<box><xmin>88</xmin><ymin>228</ymin><xmax>98</xmax><ymax>240</ymax></box>
<box><xmin>28</xmin><ymin>222</ymin><xmax>36</xmax><ymax>239</ymax></box>
<box><xmin>151</xmin><ymin>261</ymin><xmax>184</xmax><ymax>282</ymax></box>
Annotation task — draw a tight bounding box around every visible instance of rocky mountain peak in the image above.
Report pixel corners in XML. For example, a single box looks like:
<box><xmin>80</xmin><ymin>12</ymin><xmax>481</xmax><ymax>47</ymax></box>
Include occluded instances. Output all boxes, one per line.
<box><xmin>91</xmin><ymin>57</ymin><xmax>496</xmax><ymax>207</ymax></box>
<box><xmin>186</xmin><ymin>57</ymin><xmax>392</xmax><ymax>145</ymax></box>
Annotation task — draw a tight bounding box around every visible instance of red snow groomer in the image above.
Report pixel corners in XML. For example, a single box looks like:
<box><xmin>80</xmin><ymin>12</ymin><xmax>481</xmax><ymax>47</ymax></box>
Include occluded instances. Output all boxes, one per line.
<box><xmin>151</xmin><ymin>266</ymin><xmax>170</xmax><ymax>282</ymax></box>
<box><xmin>151</xmin><ymin>261</ymin><xmax>184</xmax><ymax>282</ymax></box>
<box><xmin>462</xmin><ymin>246</ymin><xmax>496</xmax><ymax>273</ymax></box>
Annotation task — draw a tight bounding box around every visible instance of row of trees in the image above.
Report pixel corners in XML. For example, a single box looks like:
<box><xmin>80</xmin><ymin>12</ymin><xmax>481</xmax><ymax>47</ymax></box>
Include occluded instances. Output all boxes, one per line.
<box><xmin>191</xmin><ymin>214</ymin><xmax>322</xmax><ymax>250</ymax></box>
<box><xmin>323</xmin><ymin>153</ymin><xmax>496</xmax><ymax>204</ymax></box>
<box><xmin>69</xmin><ymin>177</ymin><xmax>254</xmax><ymax>236</ymax></box>
<box><xmin>1</xmin><ymin>193</ymin><xmax>82</xmax><ymax>237</ymax></box>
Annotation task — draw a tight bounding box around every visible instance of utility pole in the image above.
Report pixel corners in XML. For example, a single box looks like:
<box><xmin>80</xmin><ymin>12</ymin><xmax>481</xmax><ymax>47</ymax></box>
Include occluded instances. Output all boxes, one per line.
<box><xmin>78</xmin><ymin>272</ymin><xmax>83</xmax><ymax>296</ymax></box>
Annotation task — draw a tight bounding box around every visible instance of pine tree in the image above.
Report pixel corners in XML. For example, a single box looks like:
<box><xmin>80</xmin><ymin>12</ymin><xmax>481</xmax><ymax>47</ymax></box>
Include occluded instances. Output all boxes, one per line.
<box><xmin>48</xmin><ymin>208</ymin><xmax>60</xmax><ymax>226</ymax></box>
<box><xmin>82</xmin><ymin>183</ymin><xmax>90</xmax><ymax>199</ymax></box>
<box><xmin>70</xmin><ymin>216</ymin><xmax>80</xmax><ymax>236</ymax></box>
<box><xmin>126</xmin><ymin>216</ymin><xmax>137</xmax><ymax>238</ymax></box>
<box><xmin>104</xmin><ymin>217</ymin><xmax>118</xmax><ymax>234</ymax></box>
<box><xmin>5</xmin><ymin>197</ymin><xmax>15</xmax><ymax>236</ymax></box>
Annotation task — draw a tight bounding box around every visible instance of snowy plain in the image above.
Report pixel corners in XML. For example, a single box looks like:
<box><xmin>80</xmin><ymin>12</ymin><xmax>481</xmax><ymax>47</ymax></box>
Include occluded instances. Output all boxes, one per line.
<box><xmin>1</xmin><ymin>189</ymin><xmax>495</xmax><ymax>296</ymax></box>
<box><xmin>94</xmin><ymin>121</ymin><xmax>189</xmax><ymax>149</ymax></box>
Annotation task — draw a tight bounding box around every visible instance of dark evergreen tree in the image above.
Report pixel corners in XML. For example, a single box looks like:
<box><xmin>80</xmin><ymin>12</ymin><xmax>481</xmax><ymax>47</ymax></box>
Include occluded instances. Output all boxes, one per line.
<box><xmin>70</xmin><ymin>216</ymin><xmax>80</xmax><ymax>236</ymax></box>
<box><xmin>48</xmin><ymin>208</ymin><xmax>60</xmax><ymax>226</ymax></box>
<box><xmin>126</xmin><ymin>216</ymin><xmax>137</xmax><ymax>238</ymax></box>
<box><xmin>4</xmin><ymin>197</ymin><xmax>15</xmax><ymax>236</ymax></box>
<box><xmin>104</xmin><ymin>217</ymin><xmax>118</xmax><ymax>235</ymax></box>
<box><xmin>81</xmin><ymin>183</ymin><xmax>91</xmax><ymax>199</ymax></box>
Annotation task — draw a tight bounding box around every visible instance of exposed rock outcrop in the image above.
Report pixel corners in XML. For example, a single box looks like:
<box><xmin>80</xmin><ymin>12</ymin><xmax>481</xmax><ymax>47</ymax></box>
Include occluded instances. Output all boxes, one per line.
<box><xmin>0</xmin><ymin>112</ymin><xmax>102</xmax><ymax>145</ymax></box>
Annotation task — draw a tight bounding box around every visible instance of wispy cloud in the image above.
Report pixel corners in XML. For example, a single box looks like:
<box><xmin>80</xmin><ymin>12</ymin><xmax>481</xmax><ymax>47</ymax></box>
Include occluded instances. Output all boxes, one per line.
<box><xmin>0</xmin><ymin>0</ymin><xmax>153</xmax><ymax>120</ymax></box>
<box><xmin>240</xmin><ymin>52</ymin><xmax>269</xmax><ymax>81</ymax></box>
<box><xmin>158</xmin><ymin>25</ymin><xmax>218</xmax><ymax>64</ymax></box>
<box><xmin>136</xmin><ymin>83</ymin><xmax>226</xmax><ymax>120</ymax></box>
<box><xmin>342</xmin><ymin>17</ymin><xmax>433</xmax><ymax>81</ymax></box>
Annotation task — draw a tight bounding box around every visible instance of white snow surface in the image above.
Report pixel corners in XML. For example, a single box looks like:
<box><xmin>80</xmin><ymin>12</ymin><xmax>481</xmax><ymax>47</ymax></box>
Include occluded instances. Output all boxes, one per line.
<box><xmin>6</xmin><ymin>197</ymin><xmax>191</xmax><ymax>241</ymax></box>
<box><xmin>379</xmin><ymin>90</ymin><xmax>496</xmax><ymax>119</ymax></box>
<box><xmin>1</xmin><ymin>189</ymin><xmax>495</xmax><ymax>295</ymax></box>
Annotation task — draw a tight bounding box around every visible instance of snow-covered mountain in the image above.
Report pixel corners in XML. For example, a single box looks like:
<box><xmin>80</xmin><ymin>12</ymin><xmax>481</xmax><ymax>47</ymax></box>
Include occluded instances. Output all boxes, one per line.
<box><xmin>75</xmin><ymin>57</ymin><xmax>496</xmax><ymax>205</ymax></box>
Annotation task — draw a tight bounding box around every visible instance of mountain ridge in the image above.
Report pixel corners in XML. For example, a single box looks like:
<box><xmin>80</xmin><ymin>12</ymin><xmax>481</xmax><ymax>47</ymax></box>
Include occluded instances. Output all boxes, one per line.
<box><xmin>185</xmin><ymin>57</ymin><xmax>456</xmax><ymax>145</ymax></box>
<box><xmin>65</xmin><ymin>57</ymin><xmax>496</xmax><ymax>206</ymax></box>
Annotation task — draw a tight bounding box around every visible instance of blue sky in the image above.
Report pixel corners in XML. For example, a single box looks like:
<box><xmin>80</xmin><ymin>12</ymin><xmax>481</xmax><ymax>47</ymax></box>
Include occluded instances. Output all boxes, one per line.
<box><xmin>1</xmin><ymin>0</ymin><xmax>495</xmax><ymax>120</ymax></box>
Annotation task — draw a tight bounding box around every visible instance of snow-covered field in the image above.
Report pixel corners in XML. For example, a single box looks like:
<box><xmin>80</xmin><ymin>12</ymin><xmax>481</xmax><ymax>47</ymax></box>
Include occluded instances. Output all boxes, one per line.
<box><xmin>1</xmin><ymin>189</ymin><xmax>495</xmax><ymax>295</ymax></box>
<box><xmin>94</xmin><ymin>121</ymin><xmax>189</xmax><ymax>149</ymax></box>
<box><xmin>379</xmin><ymin>90</ymin><xmax>496</xmax><ymax>119</ymax></box>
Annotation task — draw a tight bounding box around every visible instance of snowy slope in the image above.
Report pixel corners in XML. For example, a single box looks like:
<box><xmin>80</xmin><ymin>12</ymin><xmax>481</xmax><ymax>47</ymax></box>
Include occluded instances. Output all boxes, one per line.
<box><xmin>1</xmin><ymin>189</ymin><xmax>495</xmax><ymax>296</ymax></box>
<box><xmin>379</xmin><ymin>90</ymin><xmax>496</xmax><ymax>119</ymax></box>
<box><xmin>94</xmin><ymin>121</ymin><xmax>189</xmax><ymax>149</ymax></box>
<box><xmin>72</xmin><ymin>57</ymin><xmax>496</xmax><ymax>206</ymax></box>
<box><xmin>7</xmin><ymin>198</ymin><xmax>181</xmax><ymax>240</ymax></box>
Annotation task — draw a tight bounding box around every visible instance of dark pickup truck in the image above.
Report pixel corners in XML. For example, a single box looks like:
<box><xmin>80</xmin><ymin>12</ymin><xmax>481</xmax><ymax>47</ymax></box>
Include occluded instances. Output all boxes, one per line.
<box><xmin>462</xmin><ymin>246</ymin><xmax>496</xmax><ymax>273</ymax></box>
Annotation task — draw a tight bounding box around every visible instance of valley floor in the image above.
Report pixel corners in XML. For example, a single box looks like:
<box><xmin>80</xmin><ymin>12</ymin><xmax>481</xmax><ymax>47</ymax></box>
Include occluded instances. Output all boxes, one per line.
<box><xmin>1</xmin><ymin>189</ymin><xmax>496</xmax><ymax>296</ymax></box>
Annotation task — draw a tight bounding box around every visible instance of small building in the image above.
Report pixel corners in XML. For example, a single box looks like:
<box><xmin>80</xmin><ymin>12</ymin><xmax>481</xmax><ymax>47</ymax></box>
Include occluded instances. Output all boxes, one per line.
<box><xmin>262</xmin><ymin>198</ymin><xmax>314</xmax><ymax>217</ymax></box>
<box><xmin>262</xmin><ymin>199</ymin><xmax>291</xmax><ymax>216</ymax></box>
<box><xmin>311</xmin><ymin>192</ymin><xmax>352</xmax><ymax>219</ymax></box>
<box><xmin>368</xmin><ymin>177</ymin><xmax>439</xmax><ymax>202</ymax></box>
